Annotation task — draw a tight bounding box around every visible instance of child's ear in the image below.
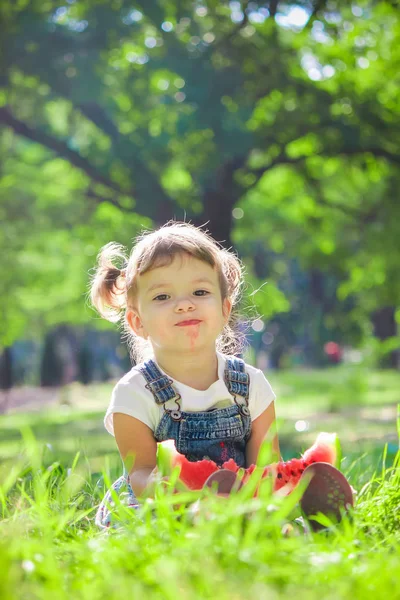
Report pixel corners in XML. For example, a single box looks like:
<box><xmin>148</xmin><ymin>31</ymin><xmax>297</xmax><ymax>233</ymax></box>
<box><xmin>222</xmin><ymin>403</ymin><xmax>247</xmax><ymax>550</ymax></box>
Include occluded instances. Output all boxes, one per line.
<box><xmin>222</xmin><ymin>298</ymin><xmax>232</xmax><ymax>324</ymax></box>
<box><xmin>126</xmin><ymin>309</ymin><xmax>148</xmax><ymax>339</ymax></box>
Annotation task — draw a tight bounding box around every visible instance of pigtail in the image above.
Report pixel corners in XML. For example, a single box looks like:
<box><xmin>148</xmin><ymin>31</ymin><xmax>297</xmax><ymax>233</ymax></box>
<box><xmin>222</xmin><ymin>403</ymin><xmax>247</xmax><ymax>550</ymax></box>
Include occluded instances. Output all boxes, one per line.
<box><xmin>220</xmin><ymin>249</ymin><xmax>244</xmax><ymax>306</ymax></box>
<box><xmin>90</xmin><ymin>242</ymin><xmax>128</xmax><ymax>323</ymax></box>
<box><xmin>216</xmin><ymin>248</ymin><xmax>247</xmax><ymax>357</ymax></box>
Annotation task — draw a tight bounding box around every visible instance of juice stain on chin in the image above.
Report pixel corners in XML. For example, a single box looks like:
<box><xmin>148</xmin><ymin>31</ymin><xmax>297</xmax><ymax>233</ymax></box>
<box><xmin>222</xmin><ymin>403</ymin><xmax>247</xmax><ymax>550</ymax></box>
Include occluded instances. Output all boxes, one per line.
<box><xmin>185</xmin><ymin>325</ymin><xmax>200</xmax><ymax>350</ymax></box>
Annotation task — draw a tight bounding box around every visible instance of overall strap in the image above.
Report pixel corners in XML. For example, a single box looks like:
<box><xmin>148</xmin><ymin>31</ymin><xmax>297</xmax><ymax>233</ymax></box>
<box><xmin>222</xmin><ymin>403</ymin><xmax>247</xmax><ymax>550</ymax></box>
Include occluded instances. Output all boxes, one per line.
<box><xmin>224</xmin><ymin>357</ymin><xmax>250</xmax><ymax>417</ymax></box>
<box><xmin>138</xmin><ymin>359</ymin><xmax>177</xmax><ymax>404</ymax></box>
<box><xmin>138</xmin><ymin>359</ymin><xmax>182</xmax><ymax>421</ymax></box>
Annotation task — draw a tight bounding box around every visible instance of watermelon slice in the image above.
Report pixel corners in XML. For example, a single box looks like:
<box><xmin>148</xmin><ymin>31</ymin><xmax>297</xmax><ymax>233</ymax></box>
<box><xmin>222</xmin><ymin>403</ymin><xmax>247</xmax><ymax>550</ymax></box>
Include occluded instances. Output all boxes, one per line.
<box><xmin>156</xmin><ymin>432</ymin><xmax>340</xmax><ymax>493</ymax></box>
<box><xmin>156</xmin><ymin>439</ymin><xmax>219</xmax><ymax>490</ymax></box>
<box><xmin>265</xmin><ymin>432</ymin><xmax>341</xmax><ymax>494</ymax></box>
<box><xmin>302</xmin><ymin>432</ymin><xmax>341</xmax><ymax>468</ymax></box>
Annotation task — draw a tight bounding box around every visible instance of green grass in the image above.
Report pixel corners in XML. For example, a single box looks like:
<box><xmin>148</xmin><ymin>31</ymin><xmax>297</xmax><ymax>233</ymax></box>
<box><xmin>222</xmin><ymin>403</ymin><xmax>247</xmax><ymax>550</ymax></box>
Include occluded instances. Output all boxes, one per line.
<box><xmin>1</xmin><ymin>368</ymin><xmax>400</xmax><ymax>599</ymax></box>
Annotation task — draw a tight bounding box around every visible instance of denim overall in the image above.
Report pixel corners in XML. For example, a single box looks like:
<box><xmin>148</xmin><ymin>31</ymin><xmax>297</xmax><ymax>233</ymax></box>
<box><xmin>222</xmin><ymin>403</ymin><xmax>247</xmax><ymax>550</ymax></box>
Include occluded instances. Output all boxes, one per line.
<box><xmin>96</xmin><ymin>356</ymin><xmax>251</xmax><ymax>528</ymax></box>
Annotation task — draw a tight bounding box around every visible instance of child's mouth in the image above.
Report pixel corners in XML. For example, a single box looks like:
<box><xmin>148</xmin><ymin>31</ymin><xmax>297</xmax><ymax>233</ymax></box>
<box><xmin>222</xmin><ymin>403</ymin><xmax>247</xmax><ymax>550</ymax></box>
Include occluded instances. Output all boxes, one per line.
<box><xmin>175</xmin><ymin>320</ymin><xmax>202</xmax><ymax>327</ymax></box>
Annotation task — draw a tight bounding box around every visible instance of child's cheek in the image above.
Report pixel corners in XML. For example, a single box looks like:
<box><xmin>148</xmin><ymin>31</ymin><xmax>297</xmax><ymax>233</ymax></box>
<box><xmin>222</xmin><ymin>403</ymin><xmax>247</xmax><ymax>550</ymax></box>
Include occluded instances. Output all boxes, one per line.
<box><xmin>154</xmin><ymin>309</ymin><xmax>170</xmax><ymax>338</ymax></box>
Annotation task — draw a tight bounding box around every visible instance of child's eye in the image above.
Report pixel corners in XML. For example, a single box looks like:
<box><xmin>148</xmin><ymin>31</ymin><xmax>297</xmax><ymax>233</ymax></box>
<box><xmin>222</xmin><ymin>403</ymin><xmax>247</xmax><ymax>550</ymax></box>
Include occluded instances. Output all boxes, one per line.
<box><xmin>194</xmin><ymin>289</ymin><xmax>210</xmax><ymax>296</ymax></box>
<box><xmin>153</xmin><ymin>294</ymin><xmax>170</xmax><ymax>301</ymax></box>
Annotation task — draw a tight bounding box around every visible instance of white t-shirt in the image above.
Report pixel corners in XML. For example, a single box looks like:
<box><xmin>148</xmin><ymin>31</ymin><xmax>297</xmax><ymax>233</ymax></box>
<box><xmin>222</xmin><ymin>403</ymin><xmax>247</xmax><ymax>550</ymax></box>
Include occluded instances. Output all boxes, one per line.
<box><xmin>104</xmin><ymin>351</ymin><xmax>276</xmax><ymax>436</ymax></box>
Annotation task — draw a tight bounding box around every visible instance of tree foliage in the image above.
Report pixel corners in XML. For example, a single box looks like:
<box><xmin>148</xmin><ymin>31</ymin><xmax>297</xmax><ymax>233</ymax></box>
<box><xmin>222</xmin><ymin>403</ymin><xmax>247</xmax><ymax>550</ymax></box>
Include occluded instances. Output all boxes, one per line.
<box><xmin>0</xmin><ymin>0</ymin><xmax>399</xmax><ymax>352</ymax></box>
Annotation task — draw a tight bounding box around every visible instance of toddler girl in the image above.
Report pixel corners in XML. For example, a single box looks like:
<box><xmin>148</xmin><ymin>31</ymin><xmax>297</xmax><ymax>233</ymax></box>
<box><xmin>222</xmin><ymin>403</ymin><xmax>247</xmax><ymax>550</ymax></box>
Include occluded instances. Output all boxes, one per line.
<box><xmin>91</xmin><ymin>221</ymin><xmax>353</xmax><ymax>529</ymax></box>
<box><xmin>91</xmin><ymin>222</ymin><xmax>279</xmax><ymax>525</ymax></box>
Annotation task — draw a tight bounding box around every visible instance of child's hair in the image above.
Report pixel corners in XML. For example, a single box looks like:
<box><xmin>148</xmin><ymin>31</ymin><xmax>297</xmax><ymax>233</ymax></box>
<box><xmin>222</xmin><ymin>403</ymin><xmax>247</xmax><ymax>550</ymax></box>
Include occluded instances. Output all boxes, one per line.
<box><xmin>90</xmin><ymin>221</ymin><xmax>247</xmax><ymax>363</ymax></box>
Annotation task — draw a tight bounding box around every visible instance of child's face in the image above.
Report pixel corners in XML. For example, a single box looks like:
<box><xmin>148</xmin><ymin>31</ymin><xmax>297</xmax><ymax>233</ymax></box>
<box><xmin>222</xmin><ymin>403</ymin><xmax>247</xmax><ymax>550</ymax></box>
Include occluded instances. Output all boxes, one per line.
<box><xmin>127</xmin><ymin>253</ymin><xmax>231</xmax><ymax>354</ymax></box>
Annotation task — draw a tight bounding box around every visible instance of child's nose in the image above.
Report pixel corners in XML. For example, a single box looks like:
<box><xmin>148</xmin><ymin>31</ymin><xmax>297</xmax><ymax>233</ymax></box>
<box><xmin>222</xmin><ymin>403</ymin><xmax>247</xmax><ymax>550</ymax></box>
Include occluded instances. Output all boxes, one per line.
<box><xmin>175</xmin><ymin>298</ymin><xmax>195</xmax><ymax>312</ymax></box>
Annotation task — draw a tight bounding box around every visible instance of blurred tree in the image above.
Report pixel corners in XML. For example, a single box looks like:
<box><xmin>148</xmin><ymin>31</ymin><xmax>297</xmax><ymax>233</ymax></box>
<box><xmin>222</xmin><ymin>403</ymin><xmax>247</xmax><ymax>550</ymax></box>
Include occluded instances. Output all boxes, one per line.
<box><xmin>0</xmin><ymin>1</ymin><xmax>399</xmax><ymax>364</ymax></box>
<box><xmin>0</xmin><ymin>347</ymin><xmax>13</xmax><ymax>412</ymax></box>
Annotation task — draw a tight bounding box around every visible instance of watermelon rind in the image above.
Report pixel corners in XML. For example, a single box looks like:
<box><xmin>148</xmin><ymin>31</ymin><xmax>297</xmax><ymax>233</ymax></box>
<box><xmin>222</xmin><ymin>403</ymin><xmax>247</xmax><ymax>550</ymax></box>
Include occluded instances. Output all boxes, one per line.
<box><xmin>156</xmin><ymin>440</ymin><xmax>177</xmax><ymax>478</ymax></box>
<box><xmin>334</xmin><ymin>435</ymin><xmax>342</xmax><ymax>469</ymax></box>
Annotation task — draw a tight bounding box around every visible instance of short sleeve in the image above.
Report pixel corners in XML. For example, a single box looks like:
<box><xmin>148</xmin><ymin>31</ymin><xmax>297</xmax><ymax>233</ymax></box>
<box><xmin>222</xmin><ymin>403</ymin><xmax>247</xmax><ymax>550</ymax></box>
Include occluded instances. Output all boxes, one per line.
<box><xmin>248</xmin><ymin>368</ymin><xmax>276</xmax><ymax>422</ymax></box>
<box><xmin>104</xmin><ymin>379</ymin><xmax>159</xmax><ymax>436</ymax></box>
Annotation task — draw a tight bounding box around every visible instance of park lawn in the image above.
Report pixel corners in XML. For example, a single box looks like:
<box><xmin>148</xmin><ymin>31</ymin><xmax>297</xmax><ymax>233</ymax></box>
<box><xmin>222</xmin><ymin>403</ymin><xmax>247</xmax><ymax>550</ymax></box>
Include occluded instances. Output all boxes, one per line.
<box><xmin>0</xmin><ymin>367</ymin><xmax>399</xmax><ymax>599</ymax></box>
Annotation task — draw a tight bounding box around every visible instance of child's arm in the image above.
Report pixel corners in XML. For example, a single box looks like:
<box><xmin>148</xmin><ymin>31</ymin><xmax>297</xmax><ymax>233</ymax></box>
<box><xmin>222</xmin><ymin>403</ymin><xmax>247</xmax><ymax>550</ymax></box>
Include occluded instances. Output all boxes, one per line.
<box><xmin>113</xmin><ymin>413</ymin><xmax>159</xmax><ymax>497</ymax></box>
<box><xmin>245</xmin><ymin>401</ymin><xmax>281</xmax><ymax>467</ymax></box>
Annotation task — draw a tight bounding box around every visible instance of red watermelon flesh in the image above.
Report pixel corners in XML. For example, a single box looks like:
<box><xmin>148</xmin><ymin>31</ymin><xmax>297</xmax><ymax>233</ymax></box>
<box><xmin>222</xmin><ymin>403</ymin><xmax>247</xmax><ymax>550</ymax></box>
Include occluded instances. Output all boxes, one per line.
<box><xmin>220</xmin><ymin>458</ymin><xmax>240</xmax><ymax>473</ymax></box>
<box><xmin>157</xmin><ymin>432</ymin><xmax>339</xmax><ymax>492</ymax></box>
<box><xmin>174</xmin><ymin>454</ymin><xmax>219</xmax><ymax>490</ymax></box>
<box><xmin>219</xmin><ymin>457</ymin><xmax>306</xmax><ymax>492</ymax></box>
<box><xmin>157</xmin><ymin>439</ymin><xmax>219</xmax><ymax>490</ymax></box>
<box><xmin>241</xmin><ymin>433</ymin><xmax>339</xmax><ymax>493</ymax></box>
<box><xmin>302</xmin><ymin>432</ymin><xmax>338</xmax><ymax>466</ymax></box>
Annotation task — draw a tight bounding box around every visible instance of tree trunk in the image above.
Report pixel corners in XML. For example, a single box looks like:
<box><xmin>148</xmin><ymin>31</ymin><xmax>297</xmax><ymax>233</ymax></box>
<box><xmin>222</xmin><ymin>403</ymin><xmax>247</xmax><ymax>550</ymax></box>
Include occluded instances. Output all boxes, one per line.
<box><xmin>310</xmin><ymin>269</ymin><xmax>325</xmax><ymax>304</ymax></box>
<box><xmin>40</xmin><ymin>325</ymin><xmax>79</xmax><ymax>386</ymax></box>
<box><xmin>371</xmin><ymin>306</ymin><xmax>399</xmax><ymax>368</ymax></box>
<box><xmin>196</xmin><ymin>157</ymin><xmax>246</xmax><ymax>248</ymax></box>
<box><xmin>197</xmin><ymin>190</ymin><xmax>234</xmax><ymax>249</ymax></box>
<box><xmin>0</xmin><ymin>346</ymin><xmax>13</xmax><ymax>413</ymax></box>
<box><xmin>0</xmin><ymin>346</ymin><xmax>13</xmax><ymax>390</ymax></box>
